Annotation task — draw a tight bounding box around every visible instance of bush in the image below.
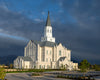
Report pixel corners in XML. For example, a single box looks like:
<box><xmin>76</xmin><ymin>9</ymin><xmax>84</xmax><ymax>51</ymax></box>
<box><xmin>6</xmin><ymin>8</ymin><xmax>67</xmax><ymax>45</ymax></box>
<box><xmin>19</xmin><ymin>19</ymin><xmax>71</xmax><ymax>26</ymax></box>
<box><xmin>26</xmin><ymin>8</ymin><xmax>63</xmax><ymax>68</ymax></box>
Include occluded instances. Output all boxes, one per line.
<box><xmin>0</xmin><ymin>66</ymin><xmax>6</xmax><ymax>80</ymax></box>
<box><xmin>69</xmin><ymin>76</ymin><xmax>73</xmax><ymax>79</ymax></box>
<box><xmin>66</xmin><ymin>75</ymin><xmax>69</xmax><ymax>78</ymax></box>
<box><xmin>79</xmin><ymin>59</ymin><xmax>90</xmax><ymax>72</ymax></box>
<box><xmin>88</xmin><ymin>76</ymin><xmax>91</xmax><ymax>80</ymax></box>
<box><xmin>31</xmin><ymin>73</ymin><xmax>41</xmax><ymax>76</ymax></box>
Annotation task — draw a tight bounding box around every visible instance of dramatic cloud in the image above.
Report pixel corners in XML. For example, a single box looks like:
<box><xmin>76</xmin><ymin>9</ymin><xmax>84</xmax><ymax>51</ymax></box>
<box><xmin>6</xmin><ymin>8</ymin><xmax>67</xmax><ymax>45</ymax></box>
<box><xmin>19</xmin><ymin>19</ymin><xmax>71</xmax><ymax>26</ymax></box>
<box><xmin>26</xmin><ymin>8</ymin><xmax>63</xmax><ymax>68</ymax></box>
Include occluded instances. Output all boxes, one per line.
<box><xmin>52</xmin><ymin>0</ymin><xmax>100</xmax><ymax>63</ymax></box>
<box><xmin>0</xmin><ymin>0</ymin><xmax>100</xmax><ymax>64</ymax></box>
<box><xmin>0</xmin><ymin>3</ymin><xmax>44</xmax><ymax>56</ymax></box>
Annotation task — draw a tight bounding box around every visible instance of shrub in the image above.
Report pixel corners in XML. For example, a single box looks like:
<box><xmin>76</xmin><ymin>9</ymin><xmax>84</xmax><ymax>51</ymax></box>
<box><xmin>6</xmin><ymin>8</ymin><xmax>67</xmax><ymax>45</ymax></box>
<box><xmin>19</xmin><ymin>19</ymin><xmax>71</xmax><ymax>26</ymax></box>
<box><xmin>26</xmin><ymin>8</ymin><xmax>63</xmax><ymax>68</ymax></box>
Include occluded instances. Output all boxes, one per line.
<box><xmin>66</xmin><ymin>75</ymin><xmax>69</xmax><ymax>78</ymax></box>
<box><xmin>32</xmin><ymin>73</ymin><xmax>41</xmax><ymax>76</ymax></box>
<box><xmin>0</xmin><ymin>66</ymin><xmax>6</xmax><ymax>80</ymax></box>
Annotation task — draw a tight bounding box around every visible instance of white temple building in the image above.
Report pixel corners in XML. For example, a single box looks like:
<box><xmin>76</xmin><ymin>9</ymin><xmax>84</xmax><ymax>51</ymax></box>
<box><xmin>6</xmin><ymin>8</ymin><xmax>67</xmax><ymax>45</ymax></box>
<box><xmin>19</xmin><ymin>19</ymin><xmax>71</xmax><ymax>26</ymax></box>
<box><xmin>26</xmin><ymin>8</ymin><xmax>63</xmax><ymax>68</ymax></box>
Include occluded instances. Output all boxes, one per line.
<box><xmin>14</xmin><ymin>12</ymin><xmax>78</xmax><ymax>70</ymax></box>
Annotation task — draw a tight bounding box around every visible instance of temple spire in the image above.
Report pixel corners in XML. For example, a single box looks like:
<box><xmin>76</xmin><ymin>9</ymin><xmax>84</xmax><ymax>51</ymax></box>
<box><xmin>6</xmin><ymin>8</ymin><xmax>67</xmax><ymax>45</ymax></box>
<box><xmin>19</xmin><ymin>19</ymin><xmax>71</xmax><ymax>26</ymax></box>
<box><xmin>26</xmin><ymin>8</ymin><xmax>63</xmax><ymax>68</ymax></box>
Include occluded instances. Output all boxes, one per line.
<box><xmin>46</xmin><ymin>11</ymin><xmax>51</xmax><ymax>26</ymax></box>
<box><xmin>41</xmin><ymin>11</ymin><xmax>55</xmax><ymax>42</ymax></box>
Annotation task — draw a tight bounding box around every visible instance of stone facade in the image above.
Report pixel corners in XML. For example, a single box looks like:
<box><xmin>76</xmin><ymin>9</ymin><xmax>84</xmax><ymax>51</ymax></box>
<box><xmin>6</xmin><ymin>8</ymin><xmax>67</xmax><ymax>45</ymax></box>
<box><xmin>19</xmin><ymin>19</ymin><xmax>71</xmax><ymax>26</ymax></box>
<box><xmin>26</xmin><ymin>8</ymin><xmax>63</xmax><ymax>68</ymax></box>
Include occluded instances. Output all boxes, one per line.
<box><xmin>14</xmin><ymin>12</ymin><xmax>78</xmax><ymax>70</ymax></box>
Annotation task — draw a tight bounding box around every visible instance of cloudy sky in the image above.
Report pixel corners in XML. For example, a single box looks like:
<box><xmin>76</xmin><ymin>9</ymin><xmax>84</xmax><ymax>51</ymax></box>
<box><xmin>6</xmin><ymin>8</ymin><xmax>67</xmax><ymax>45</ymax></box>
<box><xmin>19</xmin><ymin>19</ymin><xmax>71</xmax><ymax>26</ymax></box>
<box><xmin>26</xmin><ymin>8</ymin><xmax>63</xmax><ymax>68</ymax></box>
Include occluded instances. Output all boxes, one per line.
<box><xmin>0</xmin><ymin>0</ymin><xmax>100</xmax><ymax>64</ymax></box>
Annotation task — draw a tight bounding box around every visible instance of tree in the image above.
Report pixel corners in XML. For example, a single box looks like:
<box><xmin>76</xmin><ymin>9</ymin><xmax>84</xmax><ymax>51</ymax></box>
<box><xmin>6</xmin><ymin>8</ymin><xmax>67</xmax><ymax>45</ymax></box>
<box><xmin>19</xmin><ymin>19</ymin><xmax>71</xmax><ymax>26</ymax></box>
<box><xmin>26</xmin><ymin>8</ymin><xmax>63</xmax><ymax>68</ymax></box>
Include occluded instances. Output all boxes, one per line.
<box><xmin>94</xmin><ymin>64</ymin><xmax>100</xmax><ymax>71</ymax></box>
<box><xmin>0</xmin><ymin>66</ymin><xmax>6</xmax><ymax>80</ymax></box>
<box><xmin>9</xmin><ymin>64</ymin><xmax>13</xmax><ymax>69</ymax></box>
<box><xmin>79</xmin><ymin>59</ymin><xmax>90</xmax><ymax>72</ymax></box>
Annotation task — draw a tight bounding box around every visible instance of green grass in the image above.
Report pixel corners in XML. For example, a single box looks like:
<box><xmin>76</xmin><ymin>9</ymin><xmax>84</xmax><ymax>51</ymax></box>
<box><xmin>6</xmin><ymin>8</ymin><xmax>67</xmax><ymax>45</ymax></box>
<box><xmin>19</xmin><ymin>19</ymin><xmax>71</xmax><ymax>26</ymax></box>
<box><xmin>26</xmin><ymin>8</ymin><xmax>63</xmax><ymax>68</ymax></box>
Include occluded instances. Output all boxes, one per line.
<box><xmin>6</xmin><ymin>71</ymin><xmax>33</xmax><ymax>73</ymax></box>
<box><xmin>6</xmin><ymin>69</ymin><xmax>66</xmax><ymax>73</ymax></box>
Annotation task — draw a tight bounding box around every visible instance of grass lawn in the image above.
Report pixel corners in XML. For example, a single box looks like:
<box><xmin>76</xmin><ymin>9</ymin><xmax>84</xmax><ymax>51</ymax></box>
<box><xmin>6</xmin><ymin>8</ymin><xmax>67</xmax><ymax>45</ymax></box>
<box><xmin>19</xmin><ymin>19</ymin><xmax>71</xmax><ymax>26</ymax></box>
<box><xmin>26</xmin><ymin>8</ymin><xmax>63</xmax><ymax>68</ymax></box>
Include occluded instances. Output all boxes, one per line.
<box><xmin>6</xmin><ymin>69</ymin><xmax>66</xmax><ymax>73</ymax></box>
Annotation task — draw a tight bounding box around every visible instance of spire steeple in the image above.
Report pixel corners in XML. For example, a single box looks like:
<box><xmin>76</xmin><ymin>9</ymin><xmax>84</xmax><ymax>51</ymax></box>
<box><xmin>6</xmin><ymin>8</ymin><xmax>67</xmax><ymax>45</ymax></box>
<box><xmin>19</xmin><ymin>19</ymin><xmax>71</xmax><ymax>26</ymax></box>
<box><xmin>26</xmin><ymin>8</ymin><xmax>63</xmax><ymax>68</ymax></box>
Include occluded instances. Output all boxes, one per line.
<box><xmin>41</xmin><ymin>11</ymin><xmax>55</xmax><ymax>43</ymax></box>
<box><xmin>46</xmin><ymin>11</ymin><xmax>51</xmax><ymax>26</ymax></box>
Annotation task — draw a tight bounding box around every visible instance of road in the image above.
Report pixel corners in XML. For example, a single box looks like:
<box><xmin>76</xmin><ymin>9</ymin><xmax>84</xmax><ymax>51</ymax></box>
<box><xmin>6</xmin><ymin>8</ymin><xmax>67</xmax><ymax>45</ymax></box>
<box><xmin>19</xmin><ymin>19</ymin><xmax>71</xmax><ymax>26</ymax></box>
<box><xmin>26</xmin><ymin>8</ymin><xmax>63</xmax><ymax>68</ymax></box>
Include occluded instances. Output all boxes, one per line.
<box><xmin>6</xmin><ymin>73</ymin><xmax>71</xmax><ymax>80</ymax></box>
<box><xmin>6</xmin><ymin>71</ymin><xmax>100</xmax><ymax>80</ymax></box>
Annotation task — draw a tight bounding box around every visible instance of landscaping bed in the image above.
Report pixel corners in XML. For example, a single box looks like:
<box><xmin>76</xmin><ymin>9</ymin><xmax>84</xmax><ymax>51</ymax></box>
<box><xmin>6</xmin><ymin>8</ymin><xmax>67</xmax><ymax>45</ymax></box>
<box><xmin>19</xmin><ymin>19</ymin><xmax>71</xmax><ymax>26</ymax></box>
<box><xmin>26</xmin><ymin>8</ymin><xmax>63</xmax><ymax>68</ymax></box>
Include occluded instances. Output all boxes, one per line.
<box><xmin>57</xmin><ymin>75</ymin><xmax>95</xmax><ymax>80</ymax></box>
<box><xmin>31</xmin><ymin>72</ymin><xmax>43</xmax><ymax>77</ymax></box>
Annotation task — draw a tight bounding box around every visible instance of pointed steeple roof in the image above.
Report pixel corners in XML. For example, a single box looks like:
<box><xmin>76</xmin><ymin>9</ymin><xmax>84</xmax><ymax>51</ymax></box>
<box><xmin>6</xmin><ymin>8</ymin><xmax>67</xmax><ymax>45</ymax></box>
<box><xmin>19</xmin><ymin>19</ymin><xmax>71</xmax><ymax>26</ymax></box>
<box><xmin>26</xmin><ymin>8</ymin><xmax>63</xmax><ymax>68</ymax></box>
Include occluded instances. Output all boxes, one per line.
<box><xmin>46</xmin><ymin>11</ymin><xmax>51</xmax><ymax>26</ymax></box>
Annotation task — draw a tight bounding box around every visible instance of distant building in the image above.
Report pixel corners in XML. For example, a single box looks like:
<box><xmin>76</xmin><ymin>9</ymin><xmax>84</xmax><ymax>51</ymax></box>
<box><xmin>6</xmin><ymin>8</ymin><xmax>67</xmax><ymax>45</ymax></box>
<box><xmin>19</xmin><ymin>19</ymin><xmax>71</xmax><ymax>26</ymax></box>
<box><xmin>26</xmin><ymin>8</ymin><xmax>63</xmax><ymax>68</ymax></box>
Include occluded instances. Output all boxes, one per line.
<box><xmin>14</xmin><ymin>12</ymin><xmax>78</xmax><ymax>70</ymax></box>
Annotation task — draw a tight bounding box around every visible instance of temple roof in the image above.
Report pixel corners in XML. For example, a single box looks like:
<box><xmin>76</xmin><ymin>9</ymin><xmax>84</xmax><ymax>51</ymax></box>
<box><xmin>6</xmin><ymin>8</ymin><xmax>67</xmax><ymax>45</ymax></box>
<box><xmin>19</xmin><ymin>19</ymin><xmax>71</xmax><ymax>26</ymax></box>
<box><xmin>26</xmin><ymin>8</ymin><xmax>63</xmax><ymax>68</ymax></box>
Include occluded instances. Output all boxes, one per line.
<box><xmin>17</xmin><ymin>56</ymin><xmax>32</xmax><ymax>61</ymax></box>
<box><xmin>31</xmin><ymin>40</ymin><xmax>57</xmax><ymax>47</ymax></box>
<box><xmin>45</xmin><ymin>11</ymin><xmax>51</xmax><ymax>26</ymax></box>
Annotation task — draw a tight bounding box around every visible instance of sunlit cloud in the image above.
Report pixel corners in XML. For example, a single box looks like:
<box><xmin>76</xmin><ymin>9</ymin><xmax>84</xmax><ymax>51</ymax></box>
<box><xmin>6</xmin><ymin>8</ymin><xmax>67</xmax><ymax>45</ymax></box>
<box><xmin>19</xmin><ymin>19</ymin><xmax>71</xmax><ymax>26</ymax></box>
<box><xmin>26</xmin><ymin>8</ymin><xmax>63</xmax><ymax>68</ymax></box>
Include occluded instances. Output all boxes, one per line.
<box><xmin>0</xmin><ymin>33</ymin><xmax>28</xmax><ymax>41</ymax></box>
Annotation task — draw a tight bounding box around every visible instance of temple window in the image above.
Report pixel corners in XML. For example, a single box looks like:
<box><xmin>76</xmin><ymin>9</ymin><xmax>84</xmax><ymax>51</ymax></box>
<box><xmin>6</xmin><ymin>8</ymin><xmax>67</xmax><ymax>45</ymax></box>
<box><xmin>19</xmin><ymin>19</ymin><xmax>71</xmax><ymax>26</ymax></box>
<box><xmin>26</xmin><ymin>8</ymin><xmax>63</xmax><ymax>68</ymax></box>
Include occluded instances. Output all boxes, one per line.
<box><xmin>59</xmin><ymin>50</ymin><xmax>61</xmax><ymax>56</ymax></box>
<box><xmin>46</xmin><ymin>50</ymin><xmax>48</xmax><ymax>54</ymax></box>
<box><xmin>50</xmin><ymin>51</ymin><xmax>51</xmax><ymax>55</ymax></box>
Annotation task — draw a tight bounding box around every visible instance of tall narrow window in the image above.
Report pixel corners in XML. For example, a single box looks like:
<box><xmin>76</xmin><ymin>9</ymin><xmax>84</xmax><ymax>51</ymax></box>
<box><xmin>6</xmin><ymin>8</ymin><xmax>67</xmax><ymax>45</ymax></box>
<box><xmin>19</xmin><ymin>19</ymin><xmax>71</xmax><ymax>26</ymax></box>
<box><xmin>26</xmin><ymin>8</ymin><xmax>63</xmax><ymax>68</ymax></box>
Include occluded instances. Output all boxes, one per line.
<box><xmin>59</xmin><ymin>50</ymin><xmax>61</xmax><ymax>56</ymax></box>
<box><xmin>46</xmin><ymin>50</ymin><xmax>48</xmax><ymax>55</ymax></box>
<box><xmin>50</xmin><ymin>51</ymin><xmax>51</xmax><ymax>55</ymax></box>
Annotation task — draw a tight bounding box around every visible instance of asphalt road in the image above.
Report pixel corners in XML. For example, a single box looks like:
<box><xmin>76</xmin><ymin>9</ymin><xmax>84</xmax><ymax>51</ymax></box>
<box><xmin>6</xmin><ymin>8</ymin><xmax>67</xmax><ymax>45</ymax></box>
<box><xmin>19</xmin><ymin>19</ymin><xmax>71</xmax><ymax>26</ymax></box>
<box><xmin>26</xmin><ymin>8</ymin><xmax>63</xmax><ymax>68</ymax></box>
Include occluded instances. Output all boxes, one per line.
<box><xmin>6</xmin><ymin>73</ymin><xmax>71</xmax><ymax>80</ymax></box>
<box><xmin>6</xmin><ymin>71</ymin><xmax>100</xmax><ymax>80</ymax></box>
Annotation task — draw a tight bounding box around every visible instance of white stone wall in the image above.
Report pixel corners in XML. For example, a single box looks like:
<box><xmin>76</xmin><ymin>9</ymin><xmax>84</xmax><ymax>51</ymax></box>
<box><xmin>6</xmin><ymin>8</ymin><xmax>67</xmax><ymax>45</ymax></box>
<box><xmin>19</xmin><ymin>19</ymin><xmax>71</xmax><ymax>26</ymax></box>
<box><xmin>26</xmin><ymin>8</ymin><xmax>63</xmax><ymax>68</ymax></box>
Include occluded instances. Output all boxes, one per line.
<box><xmin>44</xmin><ymin>46</ymin><xmax>53</xmax><ymax>62</ymax></box>
<box><xmin>38</xmin><ymin>46</ymin><xmax>53</xmax><ymax>62</ymax></box>
<box><xmin>37</xmin><ymin>62</ymin><xmax>51</xmax><ymax>69</ymax></box>
<box><xmin>36</xmin><ymin>46</ymin><xmax>54</xmax><ymax>69</ymax></box>
<box><xmin>24</xmin><ymin>61</ymin><xmax>30</xmax><ymax>69</ymax></box>
<box><xmin>56</xmin><ymin>43</ymin><xmax>71</xmax><ymax>61</ymax></box>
